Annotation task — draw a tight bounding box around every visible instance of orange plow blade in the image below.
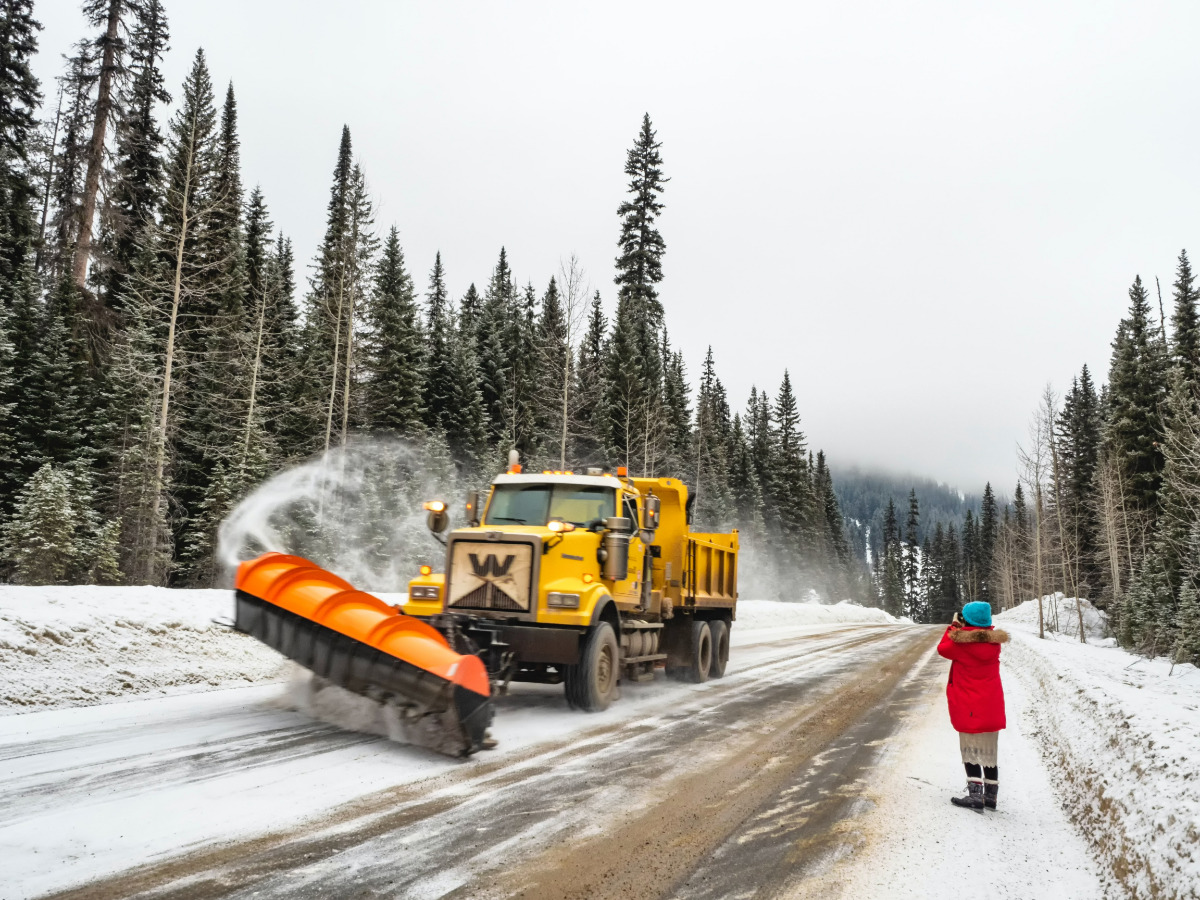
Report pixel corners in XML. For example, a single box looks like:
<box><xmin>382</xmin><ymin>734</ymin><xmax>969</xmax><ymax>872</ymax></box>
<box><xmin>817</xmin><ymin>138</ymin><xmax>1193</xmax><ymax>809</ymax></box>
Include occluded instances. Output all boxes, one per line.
<box><xmin>234</xmin><ymin>552</ymin><xmax>492</xmax><ymax>756</ymax></box>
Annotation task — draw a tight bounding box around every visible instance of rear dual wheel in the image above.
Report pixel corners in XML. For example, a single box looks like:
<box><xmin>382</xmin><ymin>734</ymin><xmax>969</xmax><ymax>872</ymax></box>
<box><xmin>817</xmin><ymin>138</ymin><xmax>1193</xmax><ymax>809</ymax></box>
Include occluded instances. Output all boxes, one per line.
<box><xmin>565</xmin><ymin>622</ymin><xmax>619</xmax><ymax>711</ymax></box>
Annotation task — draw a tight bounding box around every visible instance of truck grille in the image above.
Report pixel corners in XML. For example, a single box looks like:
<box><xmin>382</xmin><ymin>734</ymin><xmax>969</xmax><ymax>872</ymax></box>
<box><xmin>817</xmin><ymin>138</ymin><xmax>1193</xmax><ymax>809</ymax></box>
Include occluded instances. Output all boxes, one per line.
<box><xmin>447</xmin><ymin>541</ymin><xmax>534</xmax><ymax>612</ymax></box>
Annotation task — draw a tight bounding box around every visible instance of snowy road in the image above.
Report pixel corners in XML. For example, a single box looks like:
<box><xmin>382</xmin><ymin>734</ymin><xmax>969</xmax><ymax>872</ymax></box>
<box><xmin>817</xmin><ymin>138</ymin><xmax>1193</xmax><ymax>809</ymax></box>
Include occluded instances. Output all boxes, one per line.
<box><xmin>1</xmin><ymin>623</ymin><xmax>1104</xmax><ymax>899</ymax></box>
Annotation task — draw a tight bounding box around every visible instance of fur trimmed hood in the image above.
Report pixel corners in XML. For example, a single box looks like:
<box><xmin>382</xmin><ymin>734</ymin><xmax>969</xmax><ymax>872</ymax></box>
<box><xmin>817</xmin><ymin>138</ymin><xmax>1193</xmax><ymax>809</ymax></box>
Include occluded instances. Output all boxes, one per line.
<box><xmin>949</xmin><ymin>627</ymin><xmax>1010</xmax><ymax>644</ymax></box>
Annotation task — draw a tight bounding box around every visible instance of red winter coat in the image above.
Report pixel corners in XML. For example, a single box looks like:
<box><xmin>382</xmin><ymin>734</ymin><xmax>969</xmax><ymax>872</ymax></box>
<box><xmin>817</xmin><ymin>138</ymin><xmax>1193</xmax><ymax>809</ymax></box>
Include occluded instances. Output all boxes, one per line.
<box><xmin>936</xmin><ymin>625</ymin><xmax>1009</xmax><ymax>733</ymax></box>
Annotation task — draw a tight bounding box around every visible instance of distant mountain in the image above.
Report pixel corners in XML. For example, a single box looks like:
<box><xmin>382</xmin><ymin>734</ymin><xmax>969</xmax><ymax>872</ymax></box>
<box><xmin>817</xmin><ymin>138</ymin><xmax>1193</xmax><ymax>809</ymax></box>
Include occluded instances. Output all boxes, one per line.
<box><xmin>831</xmin><ymin>467</ymin><xmax>1006</xmax><ymax>564</ymax></box>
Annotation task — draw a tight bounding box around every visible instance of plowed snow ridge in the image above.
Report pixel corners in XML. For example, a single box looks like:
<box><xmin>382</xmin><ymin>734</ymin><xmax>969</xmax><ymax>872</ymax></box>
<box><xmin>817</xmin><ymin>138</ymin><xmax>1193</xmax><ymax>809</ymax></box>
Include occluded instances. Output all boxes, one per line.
<box><xmin>0</xmin><ymin>584</ymin><xmax>900</xmax><ymax>714</ymax></box>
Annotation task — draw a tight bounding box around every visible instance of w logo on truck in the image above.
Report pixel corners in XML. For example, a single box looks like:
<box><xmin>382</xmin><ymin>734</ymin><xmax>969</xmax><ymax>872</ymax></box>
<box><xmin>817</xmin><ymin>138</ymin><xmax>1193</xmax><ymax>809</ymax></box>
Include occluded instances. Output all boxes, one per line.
<box><xmin>449</xmin><ymin>541</ymin><xmax>534</xmax><ymax>612</ymax></box>
<box><xmin>468</xmin><ymin>553</ymin><xmax>515</xmax><ymax>579</ymax></box>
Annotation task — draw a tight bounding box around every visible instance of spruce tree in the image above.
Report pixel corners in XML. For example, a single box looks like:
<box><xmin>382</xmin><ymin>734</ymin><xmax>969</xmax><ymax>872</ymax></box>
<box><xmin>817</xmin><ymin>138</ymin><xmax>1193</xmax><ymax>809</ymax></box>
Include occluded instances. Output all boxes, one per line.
<box><xmin>979</xmin><ymin>483</ymin><xmax>997</xmax><ymax>601</ymax></box>
<box><xmin>478</xmin><ymin>247</ymin><xmax>515</xmax><ymax>444</ymax></box>
<box><xmin>615</xmin><ymin>113</ymin><xmax>668</xmax><ymax>321</ymax></box>
<box><xmin>1106</xmin><ymin>275</ymin><xmax>1169</xmax><ymax>514</ymax></box>
<box><xmin>100</xmin><ymin>0</ymin><xmax>168</xmax><ymax>309</ymax></box>
<box><xmin>0</xmin><ymin>463</ymin><xmax>78</xmax><ymax>583</ymax></box>
<box><xmin>1170</xmin><ymin>249</ymin><xmax>1200</xmax><ymax>385</ymax></box>
<box><xmin>0</xmin><ymin>0</ymin><xmax>41</xmax><ymax>300</ymax></box>
<box><xmin>572</xmin><ymin>290</ymin><xmax>607</xmax><ymax>463</ymax></box>
<box><xmin>879</xmin><ymin>498</ymin><xmax>905</xmax><ymax>616</ymax></box>
<box><xmin>903</xmin><ymin>490</ymin><xmax>921</xmax><ymax>618</ymax></box>
<box><xmin>421</xmin><ymin>252</ymin><xmax>455</xmax><ymax>433</ymax></box>
<box><xmin>363</xmin><ymin>226</ymin><xmax>423</xmax><ymax>434</ymax></box>
<box><xmin>693</xmin><ymin>346</ymin><xmax>732</xmax><ymax>529</ymax></box>
<box><xmin>604</xmin><ymin>114</ymin><xmax>669</xmax><ymax>473</ymax></box>
<box><xmin>772</xmin><ymin>370</ymin><xmax>809</xmax><ymax>567</ymax></box>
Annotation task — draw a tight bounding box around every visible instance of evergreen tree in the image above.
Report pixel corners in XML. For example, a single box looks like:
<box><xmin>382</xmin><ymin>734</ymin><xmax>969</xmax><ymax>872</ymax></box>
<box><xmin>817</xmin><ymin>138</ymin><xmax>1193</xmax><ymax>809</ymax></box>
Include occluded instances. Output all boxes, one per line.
<box><xmin>903</xmin><ymin>490</ymin><xmax>921</xmax><ymax>619</ymax></box>
<box><xmin>42</xmin><ymin>45</ymin><xmax>95</xmax><ymax>284</ymax></box>
<box><xmin>421</xmin><ymin>252</ymin><xmax>455</xmax><ymax>432</ymax></box>
<box><xmin>615</xmin><ymin>112</ymin><xmax>667</xmax><ymax>322</ymax></box>
<box><xmin>693</xmin><ymin>346</ymin><xmax>731</xmax><ymax>529</ymax></box>
<box><xmin>879</xmin><ymin>498</ymin><xmax>905</xmax><ymax>616</ymax></box>
<box><xmin>773</xmin><ymin>370</ymin><xmax>809</xmax><ymax>565</ymax></box>
<box><xmin>363</xmin><ymin>226</ymin><xmax>423</xmax><ymax>434</ymax></box>
<box><xmin>604</xmin><ymin>114</ymin><xmax>668</xmax><ymax>473</ymax></box>
<box><xmin>478</xmin><ymin>247</ymin><xmax>515</xmax><ymax>444</ymax></box>
<box><xmin>979</xmin><ymin>482</ymin><xmax>997</xmax><ymax>602</ymax></box>
<box><xmin>0</xmin><ymin>463</ymin><xmax>79</xmax><ymax>583</ymax></box>
<box><xmin>572</xmin><ymin>290</ymin><xmax>607</xmax><ymax>463</ymax></box>
<box><xmin>1106</xmin><ymin>275</ymin><xmax>1169</xmax><ymax>514</ymax></box>
<box><xmin>0</xmin><ymin>0</ymin><xmax>41</xmax><ymax>300</ymax></box>
<box><xmin>1057</xmin><ymin>365</ymin><xmax>1103</xmax><ymax>596</ymax></box>
<box><xmin>99</xmin><ymin>0</ymin><xmax>168</xmax><ymax>309</ymax></box>
<box><xmin>1170</xmin><ymin>249</ymin><xmax>1200</xmax><ymax>385</ymax></box>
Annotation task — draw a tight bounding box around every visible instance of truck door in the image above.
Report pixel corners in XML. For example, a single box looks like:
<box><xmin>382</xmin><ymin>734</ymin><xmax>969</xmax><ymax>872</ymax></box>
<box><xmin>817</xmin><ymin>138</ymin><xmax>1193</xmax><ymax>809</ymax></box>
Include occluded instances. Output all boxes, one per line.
<box><xmin>616</xmin><ymin>492</ymin><xmax>647</xmax><ymax>608</ymax></box>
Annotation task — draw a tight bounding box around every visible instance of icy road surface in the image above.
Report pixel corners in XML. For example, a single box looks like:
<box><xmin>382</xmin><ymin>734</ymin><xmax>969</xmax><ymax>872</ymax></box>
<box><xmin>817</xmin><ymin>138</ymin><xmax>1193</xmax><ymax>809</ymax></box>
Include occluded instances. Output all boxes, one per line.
<box><xmin>1</xmin><ymin>623</ymin><xmax>1104</xmax><ymax>900</ymax></box>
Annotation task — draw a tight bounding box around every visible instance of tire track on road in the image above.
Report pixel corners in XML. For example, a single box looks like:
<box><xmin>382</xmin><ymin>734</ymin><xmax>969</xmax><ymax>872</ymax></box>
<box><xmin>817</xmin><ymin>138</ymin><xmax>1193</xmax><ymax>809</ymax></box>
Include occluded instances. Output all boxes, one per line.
<box><xmin>41</xmin><ymin>627</ymin><xmax>917</xmax><ymax>900</ymax></box>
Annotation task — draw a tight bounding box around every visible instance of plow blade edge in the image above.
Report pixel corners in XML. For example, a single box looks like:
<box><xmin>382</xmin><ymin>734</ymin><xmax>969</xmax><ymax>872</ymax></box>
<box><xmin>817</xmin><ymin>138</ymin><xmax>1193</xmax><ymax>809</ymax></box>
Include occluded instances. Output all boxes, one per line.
<box><xmin>234</xmin><ymin>552</ymin><xmax>492</xmax><ymax>756</ymax></box>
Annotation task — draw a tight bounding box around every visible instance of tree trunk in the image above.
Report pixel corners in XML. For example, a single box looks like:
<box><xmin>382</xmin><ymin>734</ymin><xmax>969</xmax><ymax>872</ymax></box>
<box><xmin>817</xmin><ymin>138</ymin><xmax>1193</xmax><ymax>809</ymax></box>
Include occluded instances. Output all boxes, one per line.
<box><xmin>36</xmin><ymin>84</ymin><xmax>64</xmax><ymax>272</ymax></box>
<box><xmin>72</xmin><ymin>0</ymin><xmax>123</xmax><ymax>291</ymax></box>
<box><xmin>149</xmin><ymin>118</ymin><xmax>195</xmax><ymax>581</ymax></box>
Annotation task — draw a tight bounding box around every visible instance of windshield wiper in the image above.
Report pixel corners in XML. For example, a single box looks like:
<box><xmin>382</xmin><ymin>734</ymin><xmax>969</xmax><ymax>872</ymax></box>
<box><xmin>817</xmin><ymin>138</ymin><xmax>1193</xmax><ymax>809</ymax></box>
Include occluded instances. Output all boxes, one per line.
<box><xmin>486</xmin><ymin>516</ymin><xmax>527</xmax><ymax>523</ymax></box>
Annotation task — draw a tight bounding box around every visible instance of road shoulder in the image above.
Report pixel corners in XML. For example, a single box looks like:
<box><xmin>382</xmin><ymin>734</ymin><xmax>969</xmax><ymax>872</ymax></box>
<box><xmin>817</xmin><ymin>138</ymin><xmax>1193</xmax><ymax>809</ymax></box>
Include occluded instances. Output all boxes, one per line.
<box><xmin>795</xmin><ymin>646</ymin><xmax>1107</xmax><ymax>899</ymax></box>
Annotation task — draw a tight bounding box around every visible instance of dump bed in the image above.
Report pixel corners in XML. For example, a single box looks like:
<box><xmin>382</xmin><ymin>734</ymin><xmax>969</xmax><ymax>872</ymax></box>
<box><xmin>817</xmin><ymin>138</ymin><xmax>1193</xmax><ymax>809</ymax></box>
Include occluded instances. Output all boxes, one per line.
<box><xmin>684</xmin><ymin>532</ymin><xmax>738</xmax><ymax>611</ymax></box>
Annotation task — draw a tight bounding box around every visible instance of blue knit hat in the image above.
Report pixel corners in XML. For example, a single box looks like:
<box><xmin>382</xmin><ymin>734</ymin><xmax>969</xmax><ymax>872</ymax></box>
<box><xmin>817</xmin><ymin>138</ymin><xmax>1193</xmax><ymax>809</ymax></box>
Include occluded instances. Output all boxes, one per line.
<box><xmin>962</xmin><ymin>601</ymin><xmax>993</xmax><ymax>627</ymax></box>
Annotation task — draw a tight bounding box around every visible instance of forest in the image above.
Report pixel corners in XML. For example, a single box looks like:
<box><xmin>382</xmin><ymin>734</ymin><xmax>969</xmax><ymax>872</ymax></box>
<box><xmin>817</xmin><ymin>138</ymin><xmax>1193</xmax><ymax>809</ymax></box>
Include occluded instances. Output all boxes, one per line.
<box><xmin>0</xmin><ymin>0</ymin><xmax>864</xmax><ymax>602</ymax></box>
<box><xmin>866</xmin><ymin>258</ymin><xmax>1200</xmax><ymax>665</ymax></box>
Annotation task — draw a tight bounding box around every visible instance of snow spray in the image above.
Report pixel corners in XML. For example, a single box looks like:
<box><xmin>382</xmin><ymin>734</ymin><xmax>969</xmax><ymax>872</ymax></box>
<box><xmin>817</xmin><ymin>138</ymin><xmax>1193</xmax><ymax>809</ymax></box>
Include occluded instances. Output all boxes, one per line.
<box><xmin>216</xmin><ymin>436</ymin><xmax>462</xmax><ymax>592</ymax></box>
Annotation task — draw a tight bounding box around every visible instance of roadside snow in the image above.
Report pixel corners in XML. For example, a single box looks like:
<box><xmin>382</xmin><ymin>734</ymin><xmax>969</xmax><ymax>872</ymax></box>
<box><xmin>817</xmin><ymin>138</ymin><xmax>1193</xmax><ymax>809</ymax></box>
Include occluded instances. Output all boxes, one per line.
<box><xmin>999</xmin><ymin>594</ymin><xmax>1112</xmax><ymax>644</ymax></box>
<box><xmin>997</xmin><ymin>602</ymin><xmax>1200</xmax><ymax>900</ymax></box>
<box><xmin>736</xmin><ymin>598</ymin><xmax>903</xmax><ymax>630</ymax></box>
<box><xmin>0</xmin><ymin>585</ymin><xmax>286</xmax><ymax>713</ymax></box>
<box><xmin>802</xmin><ymin>643</ymin><xmax>1108</xmax><ymax>899</ymax></box>
<box><xmin>0</xmin><ymin>585</ymin><xmax>900</xmax><ymax>716</ymax></box>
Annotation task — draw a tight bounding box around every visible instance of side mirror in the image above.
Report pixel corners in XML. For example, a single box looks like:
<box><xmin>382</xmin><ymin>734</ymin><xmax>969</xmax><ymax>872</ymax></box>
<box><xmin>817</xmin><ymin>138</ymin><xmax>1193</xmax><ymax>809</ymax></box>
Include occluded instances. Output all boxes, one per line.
<box><xmin>423</xmin><ymin>500</ymin><xmax>449</xmax><ymax>534</ymax></box>
<box><xmin>643</xmin><ymin>494</ymin><xmax>661</xmax><ymax>532</ymax></box>
<box><xmin>466</xmin><ymin>490</ymin><xmax>480</xmax><ymax>528</ymax></box>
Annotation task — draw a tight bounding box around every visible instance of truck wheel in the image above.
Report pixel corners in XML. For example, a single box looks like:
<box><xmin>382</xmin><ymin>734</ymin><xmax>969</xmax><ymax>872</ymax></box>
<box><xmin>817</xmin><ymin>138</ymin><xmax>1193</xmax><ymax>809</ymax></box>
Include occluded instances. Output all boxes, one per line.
<box><xmin>565</xmin><ymin>622</ymin><xmax>620</xmax><ymax>711</ymax></box>
<box><xmin>709</xmin><ymin>619</ymin><xmax>730</xmax><ymax>678</ymax></box>
<box><xmin>685</xmin><ymin>620</ymin><xmax>712</xmax><ymax>683</ymax></box>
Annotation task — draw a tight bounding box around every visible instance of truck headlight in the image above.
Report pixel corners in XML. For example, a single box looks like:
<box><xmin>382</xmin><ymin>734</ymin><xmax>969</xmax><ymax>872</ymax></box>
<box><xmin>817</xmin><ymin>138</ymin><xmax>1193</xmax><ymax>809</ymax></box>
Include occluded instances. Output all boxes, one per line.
<box><xmin>547</xmin><ymin>592</ymin><xmax>580</xmax><ymax>609</ymax></box>
<box><xmin>410</xmin><ymin>585</ymin><xmax>440</xmax><ymax>600</ymax></box>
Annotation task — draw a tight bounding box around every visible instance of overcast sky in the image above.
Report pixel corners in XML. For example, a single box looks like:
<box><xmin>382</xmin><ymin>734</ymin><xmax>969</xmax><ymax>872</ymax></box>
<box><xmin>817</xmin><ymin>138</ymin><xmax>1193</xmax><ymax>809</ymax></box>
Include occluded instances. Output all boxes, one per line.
<box><xmin>30</xmin><ymin>1</ymin><xmax>1200</xmax><ymax>491</ymax></box>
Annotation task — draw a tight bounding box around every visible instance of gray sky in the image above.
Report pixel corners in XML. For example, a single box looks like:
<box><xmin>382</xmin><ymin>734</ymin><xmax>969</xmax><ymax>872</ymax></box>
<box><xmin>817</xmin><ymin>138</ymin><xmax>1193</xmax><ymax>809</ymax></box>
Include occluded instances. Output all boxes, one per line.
<box><xmin>31</xmin><ymin>1</ymin><xmax>1200</xmax><ymax>492</ymax></box>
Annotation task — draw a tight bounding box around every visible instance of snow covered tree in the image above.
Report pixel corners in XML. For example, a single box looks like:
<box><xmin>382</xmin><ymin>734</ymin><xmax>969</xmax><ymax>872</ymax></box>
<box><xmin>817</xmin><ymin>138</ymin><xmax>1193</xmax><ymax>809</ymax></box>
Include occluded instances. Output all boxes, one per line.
<box><xmin>0</xmin><ymin>463</ymin><xmax>79</xmax><ymax>583</ymax></box>
<box><xmin>363</xmin><ymin>225</ymin><xmax>423</xmax><ymax>434</ymax></box>
<box><xmin>903</xmin><ymin>489</ymin><xmax>921</xmax><ymax>618</ymax></box>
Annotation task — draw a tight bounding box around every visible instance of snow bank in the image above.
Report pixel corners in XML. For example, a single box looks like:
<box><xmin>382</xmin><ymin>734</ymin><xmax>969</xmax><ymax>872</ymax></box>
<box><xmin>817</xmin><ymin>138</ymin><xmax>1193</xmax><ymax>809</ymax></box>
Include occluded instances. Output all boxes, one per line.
<box><xmin>998</xmin><ymin>593</ymin><xmax>1111</xmax><ymax>644</ymax></box>
<box><xmin>0</xmin><ymin>586</ymin><xmax>901</xmax><ymax>716</ymax></box>
<box><xmin>0</xmin><ymin>585</ymin><xmax>286</xmax><ymax>713</ymax></box>
<box><xmin>736</xmin><ymin>598</ymin><xmax>904</xmax><ymax>630</ymax></box>
<box><xmin>1000</xmin><ymin>624</ymin><xmax>1200</xmax><ymax>899</ymax></box>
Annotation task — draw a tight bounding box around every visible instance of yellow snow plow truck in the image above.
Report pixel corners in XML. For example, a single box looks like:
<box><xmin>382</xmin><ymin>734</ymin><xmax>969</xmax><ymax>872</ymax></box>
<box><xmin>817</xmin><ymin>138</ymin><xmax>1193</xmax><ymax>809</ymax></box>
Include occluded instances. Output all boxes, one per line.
<box><xmin>405</xmin><ymin>459</ymin><xmax>739</xmax><ymax>711</ymax></box>
<box><xmin>234</xmin><ymin>456</ymin><xmax>738</xmax><ymax>756</ymax></box>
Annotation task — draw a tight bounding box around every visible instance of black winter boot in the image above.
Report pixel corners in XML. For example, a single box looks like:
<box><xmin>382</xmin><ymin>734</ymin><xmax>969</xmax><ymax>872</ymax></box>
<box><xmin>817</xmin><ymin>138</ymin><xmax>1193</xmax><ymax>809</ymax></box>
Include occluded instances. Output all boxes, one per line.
<box><xmin>951</xmin><ymin>781</ymin><xmax>984</xmax><ymax>812</ymax></box>
<box><xmin>984</xmin><ymin>782</ymin><xmax>998</xmax><ymax>810</ymax></box>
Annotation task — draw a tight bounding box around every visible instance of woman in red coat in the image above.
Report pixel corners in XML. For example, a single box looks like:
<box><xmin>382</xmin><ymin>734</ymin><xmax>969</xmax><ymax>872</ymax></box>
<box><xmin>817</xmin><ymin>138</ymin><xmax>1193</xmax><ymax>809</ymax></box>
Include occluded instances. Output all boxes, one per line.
<box><xmin>937</xmin><ymin>600</ymin><xmax>1009</xmax><ymax>812</ymax></box>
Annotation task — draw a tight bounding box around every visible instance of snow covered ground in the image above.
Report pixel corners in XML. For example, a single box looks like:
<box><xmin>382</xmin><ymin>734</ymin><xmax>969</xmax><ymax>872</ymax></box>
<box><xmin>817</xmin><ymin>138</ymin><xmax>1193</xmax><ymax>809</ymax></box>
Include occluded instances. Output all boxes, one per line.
<box><xmin>997</xmin><ymin>599</ymin><xmax>1200</xmax><ymax>900</ymax></box>
<box><xmin>0</xmin><ymin>585</ymin><xmax>286</xmax><ymax>712</ymax></box>
<box><xmin>801</xmin><ymin>642</ymin><xmax>1108</xmax><ymax>899</ymax></box>
<box><xmin>0</xmin><ymin>584</ymin><xmax>899</xmax><ymax>716</ymax></box>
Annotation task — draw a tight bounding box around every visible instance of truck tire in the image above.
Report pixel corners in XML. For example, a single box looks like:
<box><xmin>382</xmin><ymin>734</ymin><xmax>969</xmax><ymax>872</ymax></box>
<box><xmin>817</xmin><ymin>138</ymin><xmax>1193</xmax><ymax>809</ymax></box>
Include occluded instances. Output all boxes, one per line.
<box><xmin>685</xmin><ymin>620</ymin><xmax>712</xmax><ymax>683</ymax></box>
<box><xmin>565</xmin><ymin>622</ymin><xmax>620</xmax><ymax>711</ymax></box>
<box><xmin>709</xmin><ymin>619</ymin><xmax>730</xmax><ymax>678</ymax></box>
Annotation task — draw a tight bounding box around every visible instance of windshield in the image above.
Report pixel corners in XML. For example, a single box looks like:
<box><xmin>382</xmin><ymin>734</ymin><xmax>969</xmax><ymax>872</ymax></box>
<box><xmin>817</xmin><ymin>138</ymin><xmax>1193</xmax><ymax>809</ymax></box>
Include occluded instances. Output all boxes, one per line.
<box><xmin>484</xmin><ymin>484</ymin><xmax>616</xmax><ymax>527</ymax></box>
